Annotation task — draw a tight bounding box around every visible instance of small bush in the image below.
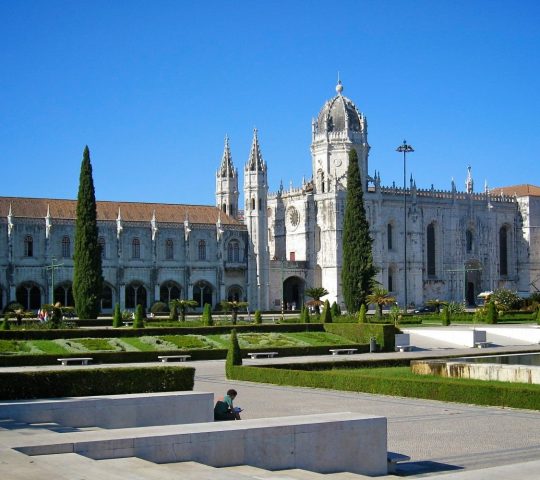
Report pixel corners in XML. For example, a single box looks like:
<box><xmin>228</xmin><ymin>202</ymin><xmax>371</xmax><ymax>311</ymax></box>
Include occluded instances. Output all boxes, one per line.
<box><xmin>226</xmin><ymin>329</ymin><xmax>242</xmax><ymax>378</ymax></box>
<box><xmin>331</xmin><ymin>302</ymin><xmax>341</xmax><ymax>318</ymax></box>
<box><xmin>322</xmin><ymin>300</ymin><xmax>332</xmax><ymax>323</ymax></box>
<box><xmin>3</xmin><ymin>302</ymin><xmax>24</xmax><ymax>314</ymax></box>
<box><xmin>441</xmin><ymin>305</ymin><xmax>451</xmax><ymax>326</ymax></box>
<box><xmin>202</xmin><ymin>303</ymin><xmax>213</xmax><ymax>326</ymax></box>
<box><xmin>151</xmin><ymin>302</ymin><xmax>168</xmax><ymax>314</ymax></box>
<box><xmin>358</xmin><ymin>304</ymin><xmax>367</xmax><ymax>323</ymax></box>
<box><xmin>254</xmin><ymin>310</ymin><xmax>262</xmax><ymax>324</ymax></box>
<box><xmin>2</xmin><ymin>314</ymin><xmax>10</xmax><ymax>330</ymax></box>
<box><xmin>486</xmin><ymin>301</ymin><xmax>498</xmax><ymax>324</ymax></box>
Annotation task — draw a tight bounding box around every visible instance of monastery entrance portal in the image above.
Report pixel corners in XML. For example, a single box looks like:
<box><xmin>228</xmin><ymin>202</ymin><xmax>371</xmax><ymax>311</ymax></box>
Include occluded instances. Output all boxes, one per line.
<box><xmin>465</xmin><ymin>260</ymin><xmax>482</xmax><ymax>306</ymax></box>
<box><xmin>283</xmin><ymin>276</ymin><xmax>305</xmax><ymax>310</ymax></box>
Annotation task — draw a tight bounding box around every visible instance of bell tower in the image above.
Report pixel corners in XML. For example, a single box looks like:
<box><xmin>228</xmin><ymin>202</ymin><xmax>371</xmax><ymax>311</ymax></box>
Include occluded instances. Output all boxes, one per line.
<box><xmin>215</xmin><ymin>135</ymin><xmax>239</xmax><ymax>218</ymax></box>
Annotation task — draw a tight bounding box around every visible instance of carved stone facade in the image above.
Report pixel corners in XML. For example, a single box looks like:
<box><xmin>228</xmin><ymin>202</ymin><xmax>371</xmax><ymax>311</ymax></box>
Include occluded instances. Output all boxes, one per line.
<box><xmin>1</xmin><ymin>82</ymin><xmax>539</xmax><ymax>313</ymax></box>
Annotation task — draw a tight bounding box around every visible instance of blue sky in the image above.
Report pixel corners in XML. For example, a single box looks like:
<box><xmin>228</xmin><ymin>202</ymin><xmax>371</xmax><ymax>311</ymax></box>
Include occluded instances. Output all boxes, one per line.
<box><xmin>1</xmin><ymin>0</ymin><xmax>539</xmax><ymax>206</ymax></box>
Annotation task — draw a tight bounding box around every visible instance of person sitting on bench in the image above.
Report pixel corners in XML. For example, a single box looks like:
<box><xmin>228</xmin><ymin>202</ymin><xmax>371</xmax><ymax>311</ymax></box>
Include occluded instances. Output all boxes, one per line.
<box><xmin>214</xmin><ymin>388</ymin><xmax>242</xmax><ymax>421</ymax></box>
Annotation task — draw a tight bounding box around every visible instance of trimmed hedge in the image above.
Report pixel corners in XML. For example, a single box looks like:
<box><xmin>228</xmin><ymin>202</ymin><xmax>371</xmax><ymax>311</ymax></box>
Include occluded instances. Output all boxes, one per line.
<box><xmin>0</xmin><ymin>366</ymin><xmax>194</xmax><ymax>400</ymax></box>
<box><xmin>323</xmin><ymin>323</ymin><xmax>396</xmax><ymax>351</ymax></box>
<box><xmin>0</xmin><ymin>323</ymin><xmax>326</xmax><ymax>340</ymax></box>
<box><xmin>227</xmin><ymin>362</ymin><xmax>540</xmax><ymax>411</ymax></box>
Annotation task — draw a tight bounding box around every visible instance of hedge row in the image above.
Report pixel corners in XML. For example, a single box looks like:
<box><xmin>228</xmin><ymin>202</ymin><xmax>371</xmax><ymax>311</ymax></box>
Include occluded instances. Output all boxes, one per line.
<box><xmin>227</xmin><ymin>363</ymin><xmax>540</xmax><ymax>411</ymax></box>
<box><xmin>324</xmin><ymin>323</ymin><xmax>396</xmax><ymax>351</ymax></box>
<box><xmin>0</xmin><ymin>344</ymin><xmax>367</xmax><ymax>367</ymax></box>
<box><xmin>0</xmin><ymin>366</ymin><xmax>194</xmax><ymax>400</ymax></box>
<box><xmin>0</xmin><ymin>322</ymin><xmax>326</xmax><ymax>340</ymax></box>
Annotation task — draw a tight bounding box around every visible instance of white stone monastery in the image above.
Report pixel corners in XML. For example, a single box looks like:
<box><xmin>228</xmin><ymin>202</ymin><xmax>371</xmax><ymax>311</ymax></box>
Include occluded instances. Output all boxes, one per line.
<box><xmin>1</xmin><ymin>82</ymin><xmax>539</xmax><ymax>313</ymax></box>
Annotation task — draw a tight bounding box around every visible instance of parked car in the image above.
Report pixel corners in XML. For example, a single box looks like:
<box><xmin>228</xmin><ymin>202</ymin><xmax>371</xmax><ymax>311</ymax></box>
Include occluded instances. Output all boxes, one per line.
<box><xmin>413</xmin><ymin>305</ymin><xmax>437</xmax><ymax>314</ymax></box>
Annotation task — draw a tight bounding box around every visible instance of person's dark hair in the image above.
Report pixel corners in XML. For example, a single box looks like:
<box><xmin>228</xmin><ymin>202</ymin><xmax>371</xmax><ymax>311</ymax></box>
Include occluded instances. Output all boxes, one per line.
<box><xmin>227</xmin><ymin>389</ymin><xmax>238</xmax><ymax>397</ymax></box>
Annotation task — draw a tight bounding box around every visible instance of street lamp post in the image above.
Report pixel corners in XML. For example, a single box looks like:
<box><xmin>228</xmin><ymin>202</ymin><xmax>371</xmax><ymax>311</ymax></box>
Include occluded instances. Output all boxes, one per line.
<box><xmin>396</xmin><ymin>140</ymin><xmax>414</xmax><ymax>312</ymax></box>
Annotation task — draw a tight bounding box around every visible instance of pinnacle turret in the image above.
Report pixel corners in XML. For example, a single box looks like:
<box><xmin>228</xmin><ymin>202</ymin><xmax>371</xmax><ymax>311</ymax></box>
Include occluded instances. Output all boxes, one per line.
<box><xmin>246</xmin><ymin>128</ymin><xmax>266</xmax><ymax>172</ymax></box>
<box><xmin>217</xmin><ymin>135</ymin><xmax>236</xmax><ymax>178</ymax></box>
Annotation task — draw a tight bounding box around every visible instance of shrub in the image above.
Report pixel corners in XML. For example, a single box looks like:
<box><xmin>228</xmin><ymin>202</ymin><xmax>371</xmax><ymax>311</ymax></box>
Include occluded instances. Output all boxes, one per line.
<box><xmin>447</xmin><ymin>301</ymin><xmax>465</xmax><ymax>315</ymax></box>
<box><xmin>133</xmin><ymin>304</ymin><xmax>145</xmax><ymax>328</ymax></box>
<box><xmin>537</xmin><ymin>307</ymin><xmax>540</xmax><ymax>325</ymax></box>
<box><xmin>491</xmin><ymin>289</ymin><xmax>521</xmax><ymax>311</ymax></box>
<box><xmin>226</xmin><ymin>329</ymin><xmax>242</xmax><ymax>378</ymax></box>
<box><xmin>358</xmin><ymin>304</ymin><xmax>367</xmax><ymax>323</ymax></box>
<box><xmin>254</xmin><ymin>310</ymin><xmax>262</xmax><ymax>324</ymax></box>
<box><xmin>2</xmin><ymin>314</ymin><xmax>10</xmax><ymax>330</ymax></box>
<box><xmin>331</xmin><ymin>302</ymin><xmax>341</xmax><ymax>318</ymax></box>
<box><xmin>169</xmin><ymin>303</ymin><xmax>179</xmax><ymax>321</ymax></box>
<box><xmin>112</xmin><ymin>304</ymin><xmax>122</xmax><ymax>328</ymax></box>
<box><xmin>151</xmin><ymin>302</ymin><xmax>168</xmax><ymax>314</ymax></box>
<box><xmin>486</xmin><ymin>301</ymin><xmax>498</xmax><ymax>324</ymax></box>
<box><xmin>3</xmin><ymin>302</ymin><xmax>24</xmax><ymax>314</ymax></box>
<box><xmin>0</xmin><ymin>366</ymin><xmax>195</xmax><ymax>400</ymax></box>
<box><xmin>441</xmin><ymin>305</ymin><xmax>451</xmax><ymax>326</ymax></box>
<box><xmin>322</xmin><ymin>300</ymin><xmax>332</xmax><ymax>323</ymax></box>
<box><xmin>202</xmin><ymin>303</ymin><xmax>213</xmax><ymax>326</ymax></box>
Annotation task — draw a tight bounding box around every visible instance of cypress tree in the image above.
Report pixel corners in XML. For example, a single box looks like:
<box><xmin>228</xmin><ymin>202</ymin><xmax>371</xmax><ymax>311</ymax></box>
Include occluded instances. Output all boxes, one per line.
<box><xmin>537</xmin><ymin>306</ymin><xmax>540</xmax><ymax>325</ymax></box>
<box><xmin>341</xmin><ymin>149</ymin><xmax>376</xmax><ymax>313</ymax></box>
<box><xmin>441</xmin><ymin>305</ymin><xmax>451</xmax><ymax>326</ymax></box>
<box><xmin>73</xmin><ymin>146</ymin><xmax>103</xmax><ymax>319</ymax></box>
<box><xmin>2</xmin><ymin>314</ymin><xmax>10</xmax><ymax>330</ymax></box>
<box><xmin>486</xmin><ymin>301</ymin><xmax>498</xmax><ymax>324</ymax></box>
<box><xmin>202</xmin><ymin>303</ymin><xmax>213</xmax><ymax>326</ymax></box>
<box><xmin>133</xmin><ymin>304</ymin><xmax>145</xmax><ymax>328</ymax></box>
<box><xmin>254</xmin><ymin>310</ymin><xmax>262</xmax><ymax>324</ymax></box>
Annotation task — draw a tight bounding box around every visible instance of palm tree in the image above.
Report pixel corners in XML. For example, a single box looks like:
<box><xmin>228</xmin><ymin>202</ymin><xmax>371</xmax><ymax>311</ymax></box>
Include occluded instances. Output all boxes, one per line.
<box><xmin>220</xmin><ymin>300</ymin><xmax>249</xmax><ymax>324</ymax></box>
<box><xmin>305</xmin><ymin>287</ymin><xmax>329</xmax><ymax>315</ymax></box>
<box><xmin>170</xmin><ymin>299</ymin><xmax>198</xmax><ymax>322</ymax></box>
<box><xmin>366</xmin><ymin>288</ymin><xmax>396</xmax><ymax>319</ymax></box>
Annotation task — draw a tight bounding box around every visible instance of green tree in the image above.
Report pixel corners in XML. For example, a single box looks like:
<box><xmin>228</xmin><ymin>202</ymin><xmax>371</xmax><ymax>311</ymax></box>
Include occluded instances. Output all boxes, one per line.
<box><xmin>220</xmin><ymin>300</ymin><xmax>248</xmax><ymax>324</ymax></box>
<box><xmin>305</xmin><ymin>287</ymin><xmax>328</xmax><ymax>314</ymax></box>
<box><xmin>331</xmin><ymin>302</ymin><xmax>341</xmax><ymax>318</ymax></box>
<box><xmin>322</xmin><ymin>299</ymin><xmax>332</xmax><ymax>323</ymax></box>
<box><xmin>341</xmin><ymin>149</ymin><xmax>377</xmax><ymax>312</ymax></box>
<box><xmin>112</xmin><ymin>303</ymin><xmax>122</xmax><ymax>328</ymax></box>
<box><xmin>226</xmin><ymin>329</ymin><xmax>242</xmax><ymax>378</ymax></box>
<box><xmin>254</xmin><ymin>310</ymin><xmax>262</xmax><ymax>324</ymax></box>
<box><xmin>73</xmin><ymin>146</ymin><xmax>103</xmax><ymax>319</ymax></box>
<box><xmin>202</xmin><ymin>303</ymin><xmax>213</xmax><ymax>326</ymax></box>
<box><xmin>133</xmin><ymin>304</ymin><xmax>145</xmax><ymax>328</ymax></box>
<box><xmin>367</xmin><ymin>288</ymin><xmax>396</xmax><ymax>319</ymax></box>
<box><xmin>358</xmin><ymin>304</ymin><xmax>367</xmax><ymax>323</ymax></box>
<box><xmin>536</xmin><ymin>306</ymin><xmax>540</xmax><ymax>325</ymax></box>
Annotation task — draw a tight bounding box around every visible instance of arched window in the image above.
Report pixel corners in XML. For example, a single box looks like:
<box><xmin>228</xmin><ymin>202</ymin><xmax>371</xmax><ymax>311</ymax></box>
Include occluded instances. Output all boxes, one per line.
<box><xmin>198</xmin><ymin>240</ymin><xmax>206</xmax><ymax>261</ymax></box>
<box><xmin>165</xmin><ymin>238</ymin><xmax>174</xmax><ymax>260</ymax></box>
<box><xmin>101</xmin><ymin>285</ymin><xmax>113</xmax><ymax>310</ymax></box>
<box><xmin>16</xmin><ymin>283</ymin><xmax>41</xmax><ymax>310</ymax></box>
<box><xmin>228</xmin><ymin>240</ymin><xmax>240</xmax><ymax>262</ymax></box>
<box><xmin>61</xmin><ymin>236</ymin><xmax>70</xmax><ymax>258</ymax></box>
<box><xmin>222</xmin><ymin>203</ymin><xmax>227</xmax><ymax>213</ymax></box>
<box><xmin>193</xmin><ymin>281</ymin><xmax>213</xmax><ymax>307</ymax></box>
<box><xmin>160</xmin><ymin>282</ymin><xmax>181</xmax><ymax>304</ymax></box>
<box><xmin>251</xmin><ymin>198</ymin><xmax>255</xmax><ymax>210</ymax></box>
<box><xmin>24</xmin><ymin>235</ymin><xmax>33</xmax><ymax>257</ymax></box>
<box><xmin>259</xmin><ymin>198</ymin><xmax>262</xmax><ymax>211</ymax></box>
<box><xmin>388</xmin><ymin>268</ymin><xmax>394</xmax><ymax>292</ymax></box>
<box><xmin>466</xmin><ymin>230</ymin><xmax>473</xmax><ymax>253</ymax></box>
<box><xmin>427</xmin><ymin>223</ymin><xmax>436</xmax><ymax>276</ymax></box>
<box><xmin>132</xmin><ymin>238</ymin><xmax>140</xmax><ymax>259</ymax></box>
<box><xmin>54</xmin><ymin>283</ymin><xmax>74</xmax><ymax>306</ymax></box>
<box><xmin>499</xmin><ymin>226</ymin><xmax>508</xmax><ymax>276</ymax></box>
<box><xmin>387</xmin><ymin>223</ymin><xmax>393</xmax><ymax>250</ymax></box>
<box><xmin>125</xmin><ymin>282</ymin><xmax>147</xmax><ymax>309</ymax></box>
<box><xmin>227</xmin><ymin>286</ymin><xmax>243</xmax><ymax>302</ymax></box>
<box><xmin>98</xmin><ymin>237</ymin><xmax>106</xmax><ymax>259</ymax></box>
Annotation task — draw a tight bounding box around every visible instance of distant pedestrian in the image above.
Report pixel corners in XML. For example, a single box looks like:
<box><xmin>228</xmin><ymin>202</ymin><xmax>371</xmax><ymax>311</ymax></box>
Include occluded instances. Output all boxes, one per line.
<box><xmin>214</xmin><ymin>388</ymin><xmax>242</xmax><ymax>421</ymax></box>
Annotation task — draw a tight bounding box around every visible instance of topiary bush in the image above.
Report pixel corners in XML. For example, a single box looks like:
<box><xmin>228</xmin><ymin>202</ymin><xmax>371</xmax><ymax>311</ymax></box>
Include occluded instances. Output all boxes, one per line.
<box><xmin>112</xmin><ymin>304</ymin><xmax>122</xmax><ymax>328</ymax></box>
<box><xmin>441</xmin><ymin>305</ymin><xmax>451</xmax><ymax>326</ymax></box>
<box><xmin>322</xmin><ymin>300</ymin><xmax>332</xmax><ymax>323</ymax></box>
<box><xmin>226</xmin><ymin>329</ymin><xmax>242</xmax><ymax>378</ymax></box>
<box><xmin>202</xmin><ymin>303</ymin><xmax>213</xmax><ymax>326</ymax></box>
<box><xmin>536</xmin><ymin>307</ymin><xmax>540</xmax><ymax>325</ymax></box>
<box><xmin>331</xmin><ymin>302</ymin><xmax>341</xmax><ymax>318</ymax></box>
<box><xmin>133</xmin><ymin>304</ymin><xmax>145</xmax><ymax>328</ymax></box>
<box><xmin>486</xmin><ymin>301</ymin><xmax>498</xmax><ymax>324</ymax></box>
<box><xmin>254</xmin><ymin>310</ymin><xmax>262</xmax><ymax>324</ymax></box>
<box><xmin>358</xmin><ymin>304</ymin><xmax>367</xmax><ymax>323</ymax></box>
<box><xmin>2</xmin><ymin>314</ymin><xmax>10</xmax><ymax>330</ymax></box>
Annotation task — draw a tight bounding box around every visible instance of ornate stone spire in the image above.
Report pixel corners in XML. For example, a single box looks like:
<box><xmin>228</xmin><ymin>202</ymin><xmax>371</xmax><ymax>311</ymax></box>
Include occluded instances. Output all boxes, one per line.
<box><xmin>151</xmin><ymin>210</ymin><xmax>158</xmax><ymax>241</ymax></box>
<box><xmin>218</xmin><ymin>135</ymin><xmax>235</xmax><ymax>178</ymax></box>
<box><xmin>45</xmin><ymin>204</ymin><xmax>52</xmax><ymax>239</ymax></box>
<box><xmin>7</xmin><ymin>203</ymin><xmax>13</xmax><ymax>237</ymax></box>
<box><xmin>216</xmin><ymin>211</ymin><xmax>224</xmax><ymax>241</ymax></box>
<box><xmin>116</xmin><ymin>208</ymin><xmax>123</xmax><ymax>239</ymax></box>
<box><xmin>466</xmin><ymin>166</ymin><xmax>474</xmax><ymax>193</ymax></box>
<box><xmin>247</xmin><ymin>128</ymin><xmax>266</xmax><ymax>172</ymax></box>
<box><xmin>184</xmin><ymin>213</ymin><xmax>191</xmax><ymax>242</ymax></box>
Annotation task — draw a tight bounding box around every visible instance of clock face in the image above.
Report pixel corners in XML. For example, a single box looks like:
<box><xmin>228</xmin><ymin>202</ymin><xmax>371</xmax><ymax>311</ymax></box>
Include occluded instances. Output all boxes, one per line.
<box><xmin>287</xmin><ymin>206</ymin><xmax>300</xmax><ymax>230</ymax></box>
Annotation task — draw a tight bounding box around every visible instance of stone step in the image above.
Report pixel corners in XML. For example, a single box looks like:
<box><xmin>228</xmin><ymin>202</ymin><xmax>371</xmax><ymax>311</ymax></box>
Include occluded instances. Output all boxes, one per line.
<box><xmin>158</xmin><ymin>460</ymin><xmax>256</xmax><ymax>479</ymax></box>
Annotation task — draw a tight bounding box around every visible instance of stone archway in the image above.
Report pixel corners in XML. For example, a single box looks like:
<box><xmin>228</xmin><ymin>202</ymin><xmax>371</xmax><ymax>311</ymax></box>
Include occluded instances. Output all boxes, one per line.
<box><xmin>465</xmin><ymin>260</ymin><xmax>482</xmax><ymax>306</ymax></box>
<box><xmin>283</xmin><ymin>276</ymin><xmax>305</xmax><ymax>311</ymax></box>
<box><xmin>193</xmin><ymin>281</ymin><xmax>214</xmax><ymax>309</ymax></box>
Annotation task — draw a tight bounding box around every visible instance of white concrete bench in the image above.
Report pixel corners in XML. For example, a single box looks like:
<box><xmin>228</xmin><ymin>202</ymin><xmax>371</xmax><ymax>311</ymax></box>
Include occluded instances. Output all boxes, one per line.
<box><xmin>122</xmin><ymin>321</ymin><xmax>133</xmax><ymax>327</ymax></box>
<box><xmin>395</xmin><ymin>333</ymin><xmax>413</xmax><ymax>352</ymax></box>
<box><xmin>157</xmin><ymin>355</ymin><xmax>191</xmax><ymax>362</ymax></box>
<box><xmin>247</xmin><ymin>351</ymin><xmax>278</xmax><ymax>359</ymax></box>
<box><xmin>329</xmin><ymin>348</ymin><xmax>358</xmax><ymax>355</ymax></box>
<box><xmin>15</xmin><ymin>412</ymin><xmax>388</xmax><ymax>476</ymax></box>
<box><xmin>387</xmin><ymin>451</ymin><xmax>411</xmax><ymax>474</ymax></box>
<box><xmin>0</xmin><ymin>392</ymin><xmax>214</xmax><ymax>428</ymax></box>
<box><xmin>57</xmin><ymin>357</ymin><xmax>93</xmax><ymax>366</ymax></box>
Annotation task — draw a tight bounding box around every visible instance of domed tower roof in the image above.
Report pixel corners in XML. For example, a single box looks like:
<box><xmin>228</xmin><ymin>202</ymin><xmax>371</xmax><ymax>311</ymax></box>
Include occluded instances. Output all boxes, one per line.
<box><xmin>315</xmin><ymin>80</ymin><xmax>364</xmax><ymax>135</ymax></box>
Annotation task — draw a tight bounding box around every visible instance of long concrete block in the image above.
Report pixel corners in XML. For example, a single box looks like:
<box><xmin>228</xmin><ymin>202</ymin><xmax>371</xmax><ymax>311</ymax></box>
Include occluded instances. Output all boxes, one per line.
<box><xmin>14</xmin><ymin>412</ymin><xmax>388</xmax><ymax>476</ymax></box>
<box><xmin>0</xmin><ymin>391</ymin><xmax>213</xmax><ymax>428</ymax></box>
<box><xmin>408</xmin><ymin>328</ymin><xmax>486</xmax><ymax>347</ymax></box>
